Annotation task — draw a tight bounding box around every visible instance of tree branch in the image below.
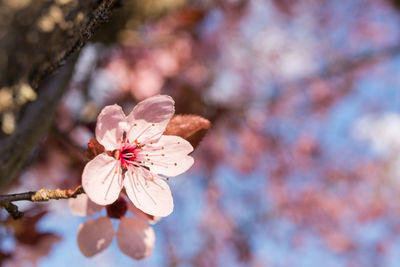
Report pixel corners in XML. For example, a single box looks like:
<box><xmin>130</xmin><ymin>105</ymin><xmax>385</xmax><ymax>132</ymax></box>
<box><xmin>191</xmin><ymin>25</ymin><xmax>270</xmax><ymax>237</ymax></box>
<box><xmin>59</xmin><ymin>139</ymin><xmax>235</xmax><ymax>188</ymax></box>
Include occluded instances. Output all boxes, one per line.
<box><xmin>2</xmin><ymin>202</ymin><xmax>24</xmax><ymax>220</ymax></box>
<box><xmin>0</xmin><ymin>186</ymin><xmax>84</xmax><ymax>219</ymax></box>
<box><xmin>0</xmin><ymin>0</ymin><xmax>119</xmax><ymax>189</ymax></box>
<box><xmin>31</xmin><ymin>0</ymin><xmax>119</xmax><ymax>89</ymax></box>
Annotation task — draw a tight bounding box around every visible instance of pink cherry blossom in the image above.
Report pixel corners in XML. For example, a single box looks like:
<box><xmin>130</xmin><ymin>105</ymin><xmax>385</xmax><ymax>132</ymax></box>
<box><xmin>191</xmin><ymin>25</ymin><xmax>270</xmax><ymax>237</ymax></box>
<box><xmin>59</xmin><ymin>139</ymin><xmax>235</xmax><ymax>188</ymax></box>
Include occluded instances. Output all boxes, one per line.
<box><xmin>69</xmin><ymin>194</ymin><xmax>156</xmax><ymax>260</ymax></box>
<box><xmin>82</xmin><ymin>95</ymin><xmax>194</xmax><ymax>217</ymax></box>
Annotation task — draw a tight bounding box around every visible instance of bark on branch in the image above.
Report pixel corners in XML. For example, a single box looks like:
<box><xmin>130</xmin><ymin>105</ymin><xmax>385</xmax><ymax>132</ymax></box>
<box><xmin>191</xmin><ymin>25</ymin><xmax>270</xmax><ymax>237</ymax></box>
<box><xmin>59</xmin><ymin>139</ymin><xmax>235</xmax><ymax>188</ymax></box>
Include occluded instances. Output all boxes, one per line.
<box><xmin>0</xmin><ymin>186</ymin><xmax>84</xmax><ymax>219</ymax></box>
<box><xmin>0</xmin><ymin>0</ymin><xmax>118</xmax><ymax>189</ymax></box>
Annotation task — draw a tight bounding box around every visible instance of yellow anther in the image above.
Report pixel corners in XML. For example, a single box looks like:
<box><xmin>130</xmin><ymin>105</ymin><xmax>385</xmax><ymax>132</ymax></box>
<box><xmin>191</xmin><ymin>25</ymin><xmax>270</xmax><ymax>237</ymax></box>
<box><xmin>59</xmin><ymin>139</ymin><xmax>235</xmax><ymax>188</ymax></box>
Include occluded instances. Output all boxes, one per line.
<box><xmin>115</xmin><ymin>170</ymin><xmax>118</xmax><ymax>174</ymax></box>
<box><xmin>161</xmin><ymin>146</ymin><xmax>164</xmax><ymax>149</ymax></box>
<box><xmin>162</xmin><ymin>154</ymin><xmax>165</xmax><ymax>156</ymax></box>
<box><xmin>152</xmin><ymin>123</ymin><xmax>155</xmax><ymax>126</ymax></box>
<box><xmin>150</xmin><ymin>178</ymin><xmax>153</xmax><ymax>181</ymax></box>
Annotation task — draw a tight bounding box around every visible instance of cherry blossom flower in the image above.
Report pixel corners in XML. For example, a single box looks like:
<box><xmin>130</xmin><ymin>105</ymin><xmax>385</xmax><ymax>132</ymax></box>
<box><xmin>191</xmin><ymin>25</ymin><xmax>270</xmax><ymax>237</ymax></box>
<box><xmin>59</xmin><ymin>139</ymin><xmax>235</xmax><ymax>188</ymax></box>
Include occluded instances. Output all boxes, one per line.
<box><xmin>82</xmin><ymin>95</ymin><xmax>194</xmax><ymax>217</ymax></box>
<box><xmin>69</xmin><ymin>194</ymin><xmax>159</xmax><ymax>260</ymax></box>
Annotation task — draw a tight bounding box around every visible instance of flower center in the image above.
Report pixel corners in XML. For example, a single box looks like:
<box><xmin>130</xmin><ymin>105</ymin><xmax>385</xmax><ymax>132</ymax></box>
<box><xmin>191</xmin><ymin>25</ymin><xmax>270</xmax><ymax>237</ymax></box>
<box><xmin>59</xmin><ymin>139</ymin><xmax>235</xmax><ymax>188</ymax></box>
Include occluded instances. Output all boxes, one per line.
<box><xmin>119</xmin><ymin>143</ymin><xmax>138</xmax><ymax>168</ymax></box>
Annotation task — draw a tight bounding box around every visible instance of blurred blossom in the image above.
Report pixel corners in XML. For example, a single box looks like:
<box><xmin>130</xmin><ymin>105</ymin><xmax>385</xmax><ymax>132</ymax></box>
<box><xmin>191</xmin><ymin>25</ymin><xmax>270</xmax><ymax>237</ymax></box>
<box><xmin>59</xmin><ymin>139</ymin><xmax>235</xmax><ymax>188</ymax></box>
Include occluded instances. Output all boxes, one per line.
<box><xmin>132</xmin><ymin>60</ymin><xmax>164</xmax><ymax>100</ymax></box>
<box><xmin>353</xmin><ymin>113</ymin><xmax>400</xmax><ymax>156</ymax></box>
<box><xmin>1</xmin><ymin>111</ymin><xmax>15</xmax><ymax>134</ymax></box>
<box><xmin>0</xmin><ymin>87</ymin><xmax>13</xmax><ymax>111</ymax></box>
<box><xmin>102</xmin><ymin>57</ymin><xmax>164</xmax><ymax>101</ymax></box>
<box><xmin>69</xmin><ymin>126</ymin><xmax>94</xmax><ymax>148</ymax></box>
<box><xmin>69</xmin><ymin>194</ymin><xmax>156</xmax><ymax>260</ymax></box>
<box><xmin>15</xmin><ymin>82</ymin><xmax>36</xmax><ymax>105</ymax></box>
<box><xmin>152</xmin><ymin>48</ymin><xmax>179</xmax><ymax>77</ymax></box>
<box><xmin>353</xmin><ymin>113</ymin><xmax>400</xmax><ymax>187</ymax></box>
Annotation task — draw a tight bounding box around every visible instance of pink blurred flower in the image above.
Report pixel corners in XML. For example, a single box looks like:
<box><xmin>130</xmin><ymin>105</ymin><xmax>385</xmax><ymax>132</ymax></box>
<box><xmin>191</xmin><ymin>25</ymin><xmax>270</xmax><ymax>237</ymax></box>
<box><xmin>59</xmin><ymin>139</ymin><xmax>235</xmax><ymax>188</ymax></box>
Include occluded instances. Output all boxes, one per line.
<box><xmin>82</xmin><ymin>95</ymin><xmax>194</xmax><ymax>217</ymax></box>
<box><xmin>69</xmin><ymin>194</ymin><xmax>159</xmax><ymax>260</ymax></box>
<box><xmin>131</xmin><ymin>61</ymin><xmax>164</xmax><ymax>101</ymax></box>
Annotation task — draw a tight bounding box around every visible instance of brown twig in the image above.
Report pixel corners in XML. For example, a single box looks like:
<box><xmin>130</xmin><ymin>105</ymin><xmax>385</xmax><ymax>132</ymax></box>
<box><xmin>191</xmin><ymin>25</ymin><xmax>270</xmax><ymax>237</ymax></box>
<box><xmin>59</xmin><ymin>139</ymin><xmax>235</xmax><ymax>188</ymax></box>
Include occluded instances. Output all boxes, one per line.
<box><xmin>2</xmin><ymin>202</ymin><xmax>24</xmax><ymax>220</ymax></box>
<box><xmin>0</xmin><ymin>186</ymin><xmax>84</xmax><ymax>219</ymax></box>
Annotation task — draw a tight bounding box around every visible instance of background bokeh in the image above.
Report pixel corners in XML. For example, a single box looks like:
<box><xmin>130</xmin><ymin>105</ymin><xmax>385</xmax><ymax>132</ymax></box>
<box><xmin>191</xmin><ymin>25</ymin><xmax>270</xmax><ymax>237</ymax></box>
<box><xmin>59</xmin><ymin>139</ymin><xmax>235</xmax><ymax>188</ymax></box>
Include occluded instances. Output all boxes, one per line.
<box><xmin>2</xmin><ymin>0</ymin><xmax>400</xmax><ymax>266</ymax></box>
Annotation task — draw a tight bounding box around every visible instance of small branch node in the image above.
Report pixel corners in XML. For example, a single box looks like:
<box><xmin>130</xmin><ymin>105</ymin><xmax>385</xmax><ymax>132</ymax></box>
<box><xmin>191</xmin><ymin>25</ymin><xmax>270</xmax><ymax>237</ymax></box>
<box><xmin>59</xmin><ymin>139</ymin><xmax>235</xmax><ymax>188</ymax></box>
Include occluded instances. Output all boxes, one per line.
<box><xmin>2</xmin><ymin>202</ymin><xmax>24</xmax><ymax>219</ymax></box>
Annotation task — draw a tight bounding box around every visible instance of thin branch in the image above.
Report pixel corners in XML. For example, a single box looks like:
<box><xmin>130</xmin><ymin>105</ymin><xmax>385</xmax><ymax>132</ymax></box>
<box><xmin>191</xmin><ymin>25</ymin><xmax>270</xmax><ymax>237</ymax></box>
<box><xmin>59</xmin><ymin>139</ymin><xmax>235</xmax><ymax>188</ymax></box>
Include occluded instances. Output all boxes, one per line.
<box><xmin>0</xmin><ymin>186</ymin><xmax>84</xmax><ymax>204</ymax></box>
<box><xmin>3</xmin><ymin>202</ymin><xmax>24</xmax><ymax>220</ymax></box>
<box><xmin>0</xmin><ymin>186</ymin><xmax>84</xmax><ymax>219</ymax></box>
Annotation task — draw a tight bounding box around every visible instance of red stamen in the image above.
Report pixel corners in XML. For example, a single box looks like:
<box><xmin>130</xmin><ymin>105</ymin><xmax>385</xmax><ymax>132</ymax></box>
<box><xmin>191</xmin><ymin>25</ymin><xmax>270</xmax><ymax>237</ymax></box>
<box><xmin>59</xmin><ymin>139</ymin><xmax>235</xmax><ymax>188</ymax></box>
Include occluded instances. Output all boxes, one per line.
<box><xmin>119</xmin><ymin>143</ymin><xmax>138</xmax><ymax>168</ymax></box>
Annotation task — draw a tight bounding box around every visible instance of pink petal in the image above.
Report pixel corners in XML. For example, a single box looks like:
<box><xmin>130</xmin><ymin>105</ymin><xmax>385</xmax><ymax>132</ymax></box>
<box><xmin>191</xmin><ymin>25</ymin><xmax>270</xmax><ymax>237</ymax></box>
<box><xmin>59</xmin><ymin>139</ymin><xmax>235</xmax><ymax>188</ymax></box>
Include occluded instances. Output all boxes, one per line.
<box><xmin>68</xmin><ymin>194</ymin><xmax>103</xmax><ymax>217</ymax></box>
<box><xmin>116</xmin><ymin>217</ymin><xmax>155</xmax><ymax>260</ymax></box>
<box><xmin>95</xmin><ymin>104</ymin><xmax>127</xmax><ymax>150</ymax></box>
<box><xmin>127</xmin><ymin>95</ymin><xmax>174</xmax><ymax>124</ymax></box>
<box><xmin>77</xmin><ymin>217</ymin><xmax>114</xmax><ymax>257</ymax></box>
<box><xmin>127</xmin><ymin>120</ymin><xmax>165</xmax><ymax>145</ymax></box>
<box><xmin>126</xmin><ymin>95</ymin><xmax>174</xmax><ymax>141</ymax></box>
<box><xmin>124</xmin><ymin>167</ymin><xmax>174</xmax><ymax>217</ymax></box>
<box><xmin>128</xmin><ymin>202</ymin><xmax>162</xmax><ymax>224</ymax></box>
<box><xmin>82</xmin><ymin>153</ymin><xmax>123</xmax><ymax>205</ymax></box>
<box><xmin>143</xmin><ymin>135</ymin><xmax>194</xmax><ymax>176</ymax></box>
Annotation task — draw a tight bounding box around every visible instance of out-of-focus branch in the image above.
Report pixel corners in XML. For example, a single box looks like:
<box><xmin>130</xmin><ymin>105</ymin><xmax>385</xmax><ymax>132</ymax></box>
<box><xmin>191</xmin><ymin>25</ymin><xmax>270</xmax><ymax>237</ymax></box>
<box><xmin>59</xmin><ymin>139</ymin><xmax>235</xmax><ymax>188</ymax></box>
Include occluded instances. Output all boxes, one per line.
<box><xmin>0</xmin><ymin>0</ymin><xmax>119</xmax><ymax>189</ymax></box>
<box><xmin>31</xmin><ymin>0</ymin><xmax>118</xmax><ymax>89</ymax></box>
<box><xmin>0</xmin><ymin>186</ymin><xmax>84</xmax><ymax>219</ymax></box>
<box><xmin>2</xmin><ymin>202</ymin><xmax>24</xmax><ymax>220</ymax></box>
<box><xmin>0</xmin><ymin>56</ymin><xmax>77</xmax><ymax>189</ymax></box>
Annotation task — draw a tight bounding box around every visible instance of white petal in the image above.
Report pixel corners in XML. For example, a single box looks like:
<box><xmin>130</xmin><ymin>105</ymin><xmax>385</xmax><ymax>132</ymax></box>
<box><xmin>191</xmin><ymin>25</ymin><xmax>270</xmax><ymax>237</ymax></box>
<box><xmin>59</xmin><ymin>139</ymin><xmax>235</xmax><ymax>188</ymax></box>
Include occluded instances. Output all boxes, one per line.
<box><xmin>126</xmin><ymin>119</ymin><xmax>165</xmax><ymax>145</ymax></box>
<box><xmin>82</xmin><ymin>153</ymin><xmax>123</xmax><ymax>206</ymax></box>
<box><xmin>126</xmin><ymin>95</ymin><xmax>174</xmax><ymax>142</ymax></box>
<box><xmin>141</xmin><ymin>135</ymin><xmax>194</xmax><ymax>176</ymax></box>
<box><xmin>116</xmin><ymin>217</ymin><xmax>155</xmax><ymax>260</ymax></box>
<box><xmin>124</xmin><ymin>167</ymin><xmax>174</xmax><ymax>217</ymax></box>
<box><xmin>127</xmin><ymin>95</ymin><xmax>174</xmax><ymax>126</ymax></box>
<box><xmin>77</xmin><ymin>217</ymin><xmax>114</xmax><ymax>257</ymax></box>
<box><xmin>68</xmin><ymin>194</ymin><xmax>103</xmax><ymax>217</ymax></box>
<box><xmin>95</xmin><ymin>104</ymin><xmax>127</xmax><ymax>150</ymax></box>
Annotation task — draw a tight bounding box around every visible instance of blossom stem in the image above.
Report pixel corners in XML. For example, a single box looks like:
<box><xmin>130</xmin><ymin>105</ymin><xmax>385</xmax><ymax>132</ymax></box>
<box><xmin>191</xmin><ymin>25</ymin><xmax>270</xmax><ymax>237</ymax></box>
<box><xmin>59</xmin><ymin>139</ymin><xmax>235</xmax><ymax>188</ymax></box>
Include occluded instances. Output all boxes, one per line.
<box><xmin>0</xmin><ymin>185</ymin><xmax>84</xmax><ymax>219</ymax></box>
